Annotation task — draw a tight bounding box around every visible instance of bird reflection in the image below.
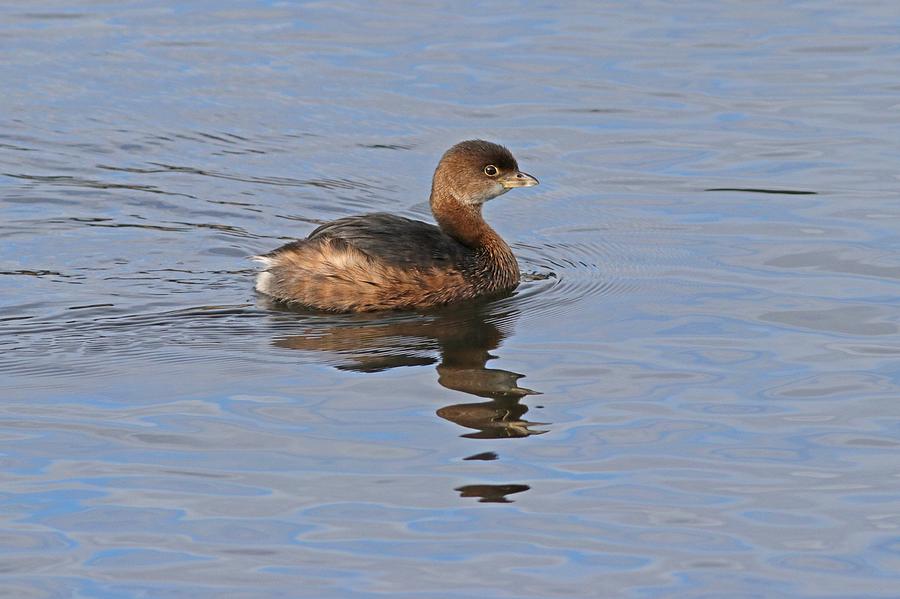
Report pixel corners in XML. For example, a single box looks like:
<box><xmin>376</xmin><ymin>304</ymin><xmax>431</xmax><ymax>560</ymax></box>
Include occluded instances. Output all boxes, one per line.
<box><xmin>261</xmin><ymin>296</ymin><xmax>543</xmax><ymax>505</ymax></box>
<box><xmin>262</xmin><ymin>296</ymin><xmax>547</xmax><ymax>439</ymax></box>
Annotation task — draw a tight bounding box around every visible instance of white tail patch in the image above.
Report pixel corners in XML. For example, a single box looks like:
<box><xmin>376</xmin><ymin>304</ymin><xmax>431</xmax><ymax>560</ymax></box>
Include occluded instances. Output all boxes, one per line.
<box><xmin>252</xmin><ymin>255</ymin><xmax>276</xmax><ymax>295</ymax></box>
<box><xmin>255</xmin><ymin>271</ymin><xmax>275</xmax><ymax>295</ymax></box>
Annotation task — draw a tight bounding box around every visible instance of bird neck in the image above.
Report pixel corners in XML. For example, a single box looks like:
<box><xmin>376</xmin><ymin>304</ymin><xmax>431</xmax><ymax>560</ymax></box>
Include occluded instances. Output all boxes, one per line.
<box><xmin>430</xmin><ymin>188</ymin><xmax>519</xmax><ymax>289</ymax></box>
<box><xmin>430</xmin><ymin>189</ymin><xmax>497</xmax><ymax>249</ymax></box>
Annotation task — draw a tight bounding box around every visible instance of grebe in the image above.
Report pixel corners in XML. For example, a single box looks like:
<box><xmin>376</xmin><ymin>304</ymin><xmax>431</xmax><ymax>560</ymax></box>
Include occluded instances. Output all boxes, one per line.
<box><xmin>254</xmin><ymin>140</ymin><xmax>538</xmax><ymax>312</ymax></box>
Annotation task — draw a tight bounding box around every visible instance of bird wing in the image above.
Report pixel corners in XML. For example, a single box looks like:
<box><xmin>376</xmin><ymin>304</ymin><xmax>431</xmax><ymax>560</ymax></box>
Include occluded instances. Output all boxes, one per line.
<box><xmin>300</xmin><ymin>212</ymin><xmax>470</xmax><ymax>270</ymax></box>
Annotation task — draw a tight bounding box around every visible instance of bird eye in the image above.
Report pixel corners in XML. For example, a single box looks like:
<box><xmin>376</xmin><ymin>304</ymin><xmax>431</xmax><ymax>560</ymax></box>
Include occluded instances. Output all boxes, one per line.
<box><xmin>483</xmin><ymin>165</ymin><xmax>498</xmax><ymax>176</ymax></box>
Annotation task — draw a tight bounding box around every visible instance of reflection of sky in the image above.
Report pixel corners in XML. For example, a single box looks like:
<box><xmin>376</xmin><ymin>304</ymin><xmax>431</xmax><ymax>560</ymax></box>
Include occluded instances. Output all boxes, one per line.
<box><xmin>2</xmin><ymin>1</ymin><xmax>900</xmax><ymax>597</ymax></box>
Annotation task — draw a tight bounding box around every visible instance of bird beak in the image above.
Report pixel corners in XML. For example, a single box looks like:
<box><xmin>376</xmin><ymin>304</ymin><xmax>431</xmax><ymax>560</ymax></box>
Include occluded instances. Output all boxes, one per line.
<box><xmin>500</xmin><ymin>171</ymin><xmax>539</xmax><ymax>189</ymax></box>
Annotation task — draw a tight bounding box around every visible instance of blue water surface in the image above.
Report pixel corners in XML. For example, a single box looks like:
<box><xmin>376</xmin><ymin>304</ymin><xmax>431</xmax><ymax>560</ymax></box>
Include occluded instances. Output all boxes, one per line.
<box><xmin>2</xmin><ymin>1</ymin><xmax>900</xmax><ymax>597</ymax></box>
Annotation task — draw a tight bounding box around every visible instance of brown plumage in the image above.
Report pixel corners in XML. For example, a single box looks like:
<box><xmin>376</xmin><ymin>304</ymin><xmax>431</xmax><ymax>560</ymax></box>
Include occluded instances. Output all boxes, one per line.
<box><xmin>254</xmin><ymin>140</ymin><xmax>539</xmax><ymax>312</ymax></box>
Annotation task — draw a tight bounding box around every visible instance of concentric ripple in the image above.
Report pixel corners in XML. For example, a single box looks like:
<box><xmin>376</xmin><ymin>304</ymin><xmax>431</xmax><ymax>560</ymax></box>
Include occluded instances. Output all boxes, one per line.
<box><xmin>506</xmin><ymin>237</ymin><xmax>646</xmax><ymax>320</ymax></box>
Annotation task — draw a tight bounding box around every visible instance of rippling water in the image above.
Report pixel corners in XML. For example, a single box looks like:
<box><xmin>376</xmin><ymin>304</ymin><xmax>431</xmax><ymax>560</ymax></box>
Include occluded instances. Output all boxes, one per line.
<box><xmin>2</xmin><ymin>1</ymin><xmax>900</xmax><ymax>597</ymax></box>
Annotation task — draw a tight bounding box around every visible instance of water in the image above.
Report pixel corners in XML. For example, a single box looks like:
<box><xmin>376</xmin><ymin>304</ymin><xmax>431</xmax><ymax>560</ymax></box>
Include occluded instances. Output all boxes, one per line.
<box><xmin>2</xmin><ymin>1</ymin><xmax>900</xmax><ymax>596</ymax></box>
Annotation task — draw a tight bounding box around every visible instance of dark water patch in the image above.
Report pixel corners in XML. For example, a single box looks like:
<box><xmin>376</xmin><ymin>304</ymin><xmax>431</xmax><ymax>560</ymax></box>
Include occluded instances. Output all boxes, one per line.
<box><xmin>455</xmin><ymin>484</ymin><xmax>530</xmax><ymax>504</ymax></box>
<box><xmin>358</xmin><ymin>144</ymin><xmax>414</xmax><ymax>150</ymax></box>
<box><xmin>704</xmin><ymin>188</ymin><xmax>818</xmax><ymax>195</ymax></box>
<box><xmin>0</xmin><ymin>269</ymin><xmax>72</xmax><ymax>278</ymax></box>
<box><xmin>67</xmin><ymin>304</ymin><xmax>115</xmax><ymax>311</ymax></box>
<box><xmin>463</xmin><ymin>452</ymin><xmax>499</xmax><ymax>461</ymax></box>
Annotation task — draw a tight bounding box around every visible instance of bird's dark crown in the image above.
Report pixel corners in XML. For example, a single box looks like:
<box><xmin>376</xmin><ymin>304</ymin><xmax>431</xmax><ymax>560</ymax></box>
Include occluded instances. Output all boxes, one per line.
<box><xmin>440</xmin><ymin>139</ymin><xmax>519</xmax><ymax>173</ymax></box>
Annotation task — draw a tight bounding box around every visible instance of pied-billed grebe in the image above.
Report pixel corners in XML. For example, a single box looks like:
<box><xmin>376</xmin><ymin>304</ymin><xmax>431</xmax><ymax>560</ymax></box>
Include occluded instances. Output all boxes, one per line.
<box><xmin>254</xmin><ymin>140</ymin><xmax>538</xmax><ymax>312</ymax></box>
